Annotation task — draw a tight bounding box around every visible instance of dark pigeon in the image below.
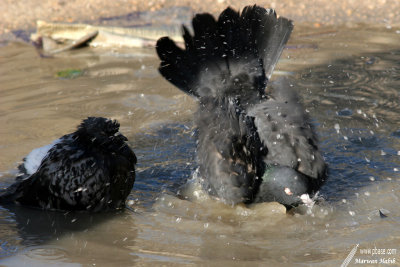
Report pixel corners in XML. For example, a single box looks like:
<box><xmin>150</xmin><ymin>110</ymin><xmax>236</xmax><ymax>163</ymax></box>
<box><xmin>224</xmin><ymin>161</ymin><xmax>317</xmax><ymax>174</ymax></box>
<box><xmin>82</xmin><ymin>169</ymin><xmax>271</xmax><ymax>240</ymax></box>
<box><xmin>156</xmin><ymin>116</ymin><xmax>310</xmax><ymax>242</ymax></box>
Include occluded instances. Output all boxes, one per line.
<box><xmin>156</xmin><ymin>5</ymin><xmax>327</xmax><ymax>207</ymax></box>
<box><xmin>0</xmin><ymin>117</ymin><xmax>137</xmax><ymax>212</ymax></box>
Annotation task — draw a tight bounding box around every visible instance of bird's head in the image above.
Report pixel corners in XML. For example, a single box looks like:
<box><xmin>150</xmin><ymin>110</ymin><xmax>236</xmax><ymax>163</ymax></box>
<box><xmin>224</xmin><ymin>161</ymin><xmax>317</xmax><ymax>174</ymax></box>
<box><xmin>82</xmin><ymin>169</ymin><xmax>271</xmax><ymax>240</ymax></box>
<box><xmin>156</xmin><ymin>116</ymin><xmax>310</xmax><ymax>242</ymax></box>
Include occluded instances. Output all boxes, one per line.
<box><xmin>255</xmin><ymin>166</ymin><xmax>314</xmax><ymax>208</ymax></box>
<box><xmin>76</xmin><ymin>117</ymin><xmax>128</xmax><ymax>147</ymax></box>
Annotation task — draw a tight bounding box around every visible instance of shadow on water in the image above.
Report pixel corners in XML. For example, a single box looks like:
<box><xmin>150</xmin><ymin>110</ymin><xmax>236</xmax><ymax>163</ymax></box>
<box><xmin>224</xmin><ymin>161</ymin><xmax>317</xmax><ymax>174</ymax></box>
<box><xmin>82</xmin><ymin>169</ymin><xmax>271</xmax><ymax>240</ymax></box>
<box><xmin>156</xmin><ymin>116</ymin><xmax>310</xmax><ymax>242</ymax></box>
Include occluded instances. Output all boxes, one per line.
<box><xmin>0</xmin><ymin>203</ymin><xmax>139</xmax><ymax>266</ymax></box>
<box><xmin>0</xmin><ymin>205</ymin><xmax>120</xmax><ymax>254</ymax></box>
<box><xmin>129</xmin><ymin>123</ymin><xmax>196</xmax><ymax>208</ymax></box>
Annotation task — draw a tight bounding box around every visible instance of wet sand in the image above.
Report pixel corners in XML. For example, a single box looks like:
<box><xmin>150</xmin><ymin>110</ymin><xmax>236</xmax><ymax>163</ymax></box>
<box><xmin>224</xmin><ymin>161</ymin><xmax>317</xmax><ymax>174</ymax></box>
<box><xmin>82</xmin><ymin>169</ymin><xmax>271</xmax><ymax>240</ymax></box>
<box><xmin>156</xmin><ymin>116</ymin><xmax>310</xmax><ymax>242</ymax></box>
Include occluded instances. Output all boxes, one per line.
<box><xmin>1</xmin><ymin>0</ymin><xmax>400</xmax><ymax>41</ymax></box>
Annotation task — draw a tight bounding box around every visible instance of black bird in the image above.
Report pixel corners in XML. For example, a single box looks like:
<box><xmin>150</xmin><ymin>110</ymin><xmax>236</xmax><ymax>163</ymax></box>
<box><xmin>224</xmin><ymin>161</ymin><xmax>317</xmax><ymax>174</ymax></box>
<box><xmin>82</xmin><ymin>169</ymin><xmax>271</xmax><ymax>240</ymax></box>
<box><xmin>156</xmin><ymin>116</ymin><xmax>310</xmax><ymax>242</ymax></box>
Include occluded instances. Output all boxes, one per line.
<box><xmin>156</xmin><ymin>5</ymin><xmax>327</xmax><ymax>207</ymax></box>
<box><xmin>0</xmin><ymin>117</ymin><xmax>137</xmax><ymax>211</ymax></box>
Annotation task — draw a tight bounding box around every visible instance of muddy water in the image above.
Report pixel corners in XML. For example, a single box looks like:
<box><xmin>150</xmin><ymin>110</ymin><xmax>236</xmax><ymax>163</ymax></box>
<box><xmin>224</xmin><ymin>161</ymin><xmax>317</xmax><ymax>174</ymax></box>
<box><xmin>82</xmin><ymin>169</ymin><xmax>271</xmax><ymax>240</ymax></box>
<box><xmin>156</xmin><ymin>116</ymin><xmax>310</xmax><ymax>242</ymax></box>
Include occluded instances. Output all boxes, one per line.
<box><xmin>0</xmin><ymin>25</ymin><xmax>399</xmax><ymax>266</ymax></box>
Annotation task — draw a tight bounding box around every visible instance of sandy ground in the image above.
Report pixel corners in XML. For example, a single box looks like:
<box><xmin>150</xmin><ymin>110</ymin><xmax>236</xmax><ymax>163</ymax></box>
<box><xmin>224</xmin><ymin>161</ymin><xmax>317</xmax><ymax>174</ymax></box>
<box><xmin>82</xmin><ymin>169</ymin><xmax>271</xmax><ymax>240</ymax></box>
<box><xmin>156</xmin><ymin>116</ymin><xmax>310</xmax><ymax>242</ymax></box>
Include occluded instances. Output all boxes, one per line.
<box><xmin>1</xmin><ymin>0</ymin><xmax>399</xmax><ymax>39</ymax></box>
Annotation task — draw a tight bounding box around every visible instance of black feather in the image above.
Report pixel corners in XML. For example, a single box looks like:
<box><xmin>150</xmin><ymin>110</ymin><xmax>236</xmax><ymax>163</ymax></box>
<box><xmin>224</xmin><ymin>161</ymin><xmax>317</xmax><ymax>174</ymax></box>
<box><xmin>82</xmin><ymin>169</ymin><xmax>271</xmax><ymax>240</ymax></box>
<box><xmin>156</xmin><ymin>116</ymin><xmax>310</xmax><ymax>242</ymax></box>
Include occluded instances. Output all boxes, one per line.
<box><xmin>196</xmin><ymin>97</ymin><xmax>265</xmax><ymax>204</ymax></box>
<box><xmin>156</xmin><ymin>5</ymin><xmax>326</xmax><ymax>206</ymax></box>
<box><xmin>156</xmin><ymin>5</ymin><xmax>293</xmax><ymax>99</ymax></box>
<box><xmin>0</xmin><ymin>117</ymin><xmax>137</xmax><ymax>212</ymax></box>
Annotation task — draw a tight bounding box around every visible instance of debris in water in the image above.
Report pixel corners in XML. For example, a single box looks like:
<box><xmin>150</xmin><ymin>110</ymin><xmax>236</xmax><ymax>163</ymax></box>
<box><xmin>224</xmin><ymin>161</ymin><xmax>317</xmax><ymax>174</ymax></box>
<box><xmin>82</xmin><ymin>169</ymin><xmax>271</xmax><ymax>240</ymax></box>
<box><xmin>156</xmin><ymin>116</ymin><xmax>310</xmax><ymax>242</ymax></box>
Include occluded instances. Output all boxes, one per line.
<box><xmin>31</xmin><ymin>20</ymin><xmax>184</xmax><ymax>52</ymax></box>
<box><xmin>38</xmin><ymin>30</ymin><xmax>98</xmax><ymax>55</ymax></box>
<box><xmin>56</xmin><ymin>69</ymin><xmax>84</xmax><ymax>79</ymax></box>
<box><xmin>379</xmin><ymin>210</ymin><xmax>388</xmax><ymax>218</ymax></box>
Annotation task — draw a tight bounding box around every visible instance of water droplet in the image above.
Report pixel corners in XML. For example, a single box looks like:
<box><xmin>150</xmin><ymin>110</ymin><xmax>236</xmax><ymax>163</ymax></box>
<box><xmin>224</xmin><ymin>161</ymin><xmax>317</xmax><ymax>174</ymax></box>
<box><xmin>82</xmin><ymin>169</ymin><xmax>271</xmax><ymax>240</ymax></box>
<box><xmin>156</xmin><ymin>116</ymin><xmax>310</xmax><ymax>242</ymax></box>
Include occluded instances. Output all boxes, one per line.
<box><xmin>334</xmin><ymin>123</ymin><xmax>340</xmax><ymax>133</ymax></box>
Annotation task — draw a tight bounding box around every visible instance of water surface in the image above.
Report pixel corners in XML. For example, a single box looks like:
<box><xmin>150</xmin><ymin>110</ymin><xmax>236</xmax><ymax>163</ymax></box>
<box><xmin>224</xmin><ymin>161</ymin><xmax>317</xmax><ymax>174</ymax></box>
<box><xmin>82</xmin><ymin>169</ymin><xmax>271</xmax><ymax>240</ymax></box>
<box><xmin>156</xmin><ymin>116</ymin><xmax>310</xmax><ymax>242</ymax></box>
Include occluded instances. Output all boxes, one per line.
<box><xmin>0</xmin><ymin>24</ymin><xmax>399</xmax><ymax>266</ymax></box>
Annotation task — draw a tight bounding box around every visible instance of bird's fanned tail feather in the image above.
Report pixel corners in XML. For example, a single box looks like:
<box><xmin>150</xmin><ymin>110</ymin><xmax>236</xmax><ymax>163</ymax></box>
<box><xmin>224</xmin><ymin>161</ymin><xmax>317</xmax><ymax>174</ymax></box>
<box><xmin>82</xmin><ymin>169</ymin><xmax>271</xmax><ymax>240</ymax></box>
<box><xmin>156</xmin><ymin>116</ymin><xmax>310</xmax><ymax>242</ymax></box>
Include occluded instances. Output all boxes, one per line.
<box><xmin>156</xmin><ymin>5</ymin><xmax>293</xmax><ymax>99</ymax></box>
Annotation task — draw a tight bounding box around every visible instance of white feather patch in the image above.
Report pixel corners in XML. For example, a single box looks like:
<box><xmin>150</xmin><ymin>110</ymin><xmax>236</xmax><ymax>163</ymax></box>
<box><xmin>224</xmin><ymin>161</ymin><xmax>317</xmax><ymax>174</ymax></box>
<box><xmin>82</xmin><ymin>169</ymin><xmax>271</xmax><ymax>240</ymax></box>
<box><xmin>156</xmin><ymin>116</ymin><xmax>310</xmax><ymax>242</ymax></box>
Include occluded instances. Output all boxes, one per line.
<box><xmin>24</xmin><ymin>139</ymin><xmax>61</xmax><ymax>174</ymax></box>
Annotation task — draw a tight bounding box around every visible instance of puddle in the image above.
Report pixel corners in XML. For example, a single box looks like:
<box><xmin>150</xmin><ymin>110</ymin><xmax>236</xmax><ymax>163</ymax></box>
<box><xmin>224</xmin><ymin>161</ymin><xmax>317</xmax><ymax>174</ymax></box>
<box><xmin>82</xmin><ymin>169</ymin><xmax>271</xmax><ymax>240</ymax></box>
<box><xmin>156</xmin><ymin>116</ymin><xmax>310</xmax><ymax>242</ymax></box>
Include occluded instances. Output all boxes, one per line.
<box><xmin>0</xmin><ymin>24</ymin><xmax>399</xmax><ymax>266</ymax></box>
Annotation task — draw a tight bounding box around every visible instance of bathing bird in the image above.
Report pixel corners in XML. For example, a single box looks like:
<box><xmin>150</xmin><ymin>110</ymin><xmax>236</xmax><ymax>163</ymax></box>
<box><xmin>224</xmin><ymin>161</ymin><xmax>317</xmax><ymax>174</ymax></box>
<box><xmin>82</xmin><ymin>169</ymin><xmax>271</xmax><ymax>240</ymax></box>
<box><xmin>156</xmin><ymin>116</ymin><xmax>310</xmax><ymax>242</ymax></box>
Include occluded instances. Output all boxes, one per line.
<box><xmin>0</xmin><ymin>117</ymin><xmax>137</xmax><ymax>211</ymax></box>
<box><xmin>156</xmin><ymin>5</ymin><xmax>327</xmax><ymax>207</ymax></box>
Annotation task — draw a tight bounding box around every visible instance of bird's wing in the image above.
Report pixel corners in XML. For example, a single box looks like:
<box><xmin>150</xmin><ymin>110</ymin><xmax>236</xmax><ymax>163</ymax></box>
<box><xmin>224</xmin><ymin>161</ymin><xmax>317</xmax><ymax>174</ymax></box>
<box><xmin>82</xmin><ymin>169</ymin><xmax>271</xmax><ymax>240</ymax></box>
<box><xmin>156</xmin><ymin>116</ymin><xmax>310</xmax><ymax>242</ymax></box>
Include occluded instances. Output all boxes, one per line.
<box><xmin>247</xmin><ymin>77</ymin><xmax>326</xmax><ymax>180</ymax></box>
<box><xmin>13</xmin><ymin>141</ymin><xmax>110</xmax><ymax>210</ymax></box>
